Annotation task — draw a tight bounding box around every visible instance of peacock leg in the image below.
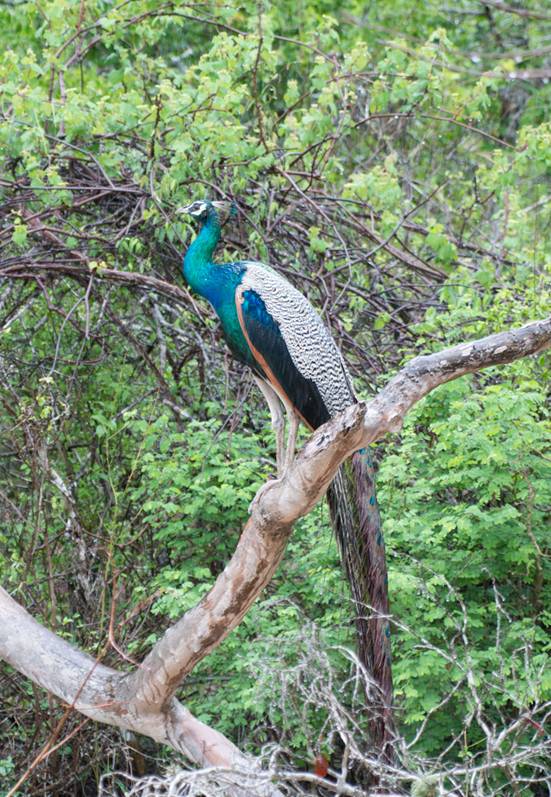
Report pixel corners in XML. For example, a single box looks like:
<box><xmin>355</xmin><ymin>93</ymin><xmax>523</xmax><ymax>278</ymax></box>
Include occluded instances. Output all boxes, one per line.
<box><xmin>253</xmin><ymin>376</ymin><xmax>285</xmax><ymax>476</ymax></box>
<box><xmin>283</xmin><ymin>411</ymin><xmax>299</xmax><ymax>473</ymax></box>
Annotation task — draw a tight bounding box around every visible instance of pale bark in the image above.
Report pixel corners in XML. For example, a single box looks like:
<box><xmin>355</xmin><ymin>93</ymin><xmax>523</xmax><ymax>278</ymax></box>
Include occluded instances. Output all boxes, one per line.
<box><xmin>1</xmin><ymin>315</ymin><xmax>549</xmax><ymax>783</ymax></box>
<box><xmin>0</xmin><ymin>587</ymin><xmax>244</xmax><ymax>768</ymax></box>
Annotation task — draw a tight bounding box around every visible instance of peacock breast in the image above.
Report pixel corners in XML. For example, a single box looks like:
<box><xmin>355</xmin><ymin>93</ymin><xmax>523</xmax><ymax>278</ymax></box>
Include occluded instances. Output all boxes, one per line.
<box><xmin>208</xmin><ymin>264</ymin><xmax>257</xmax><ymax>369</ymax></box>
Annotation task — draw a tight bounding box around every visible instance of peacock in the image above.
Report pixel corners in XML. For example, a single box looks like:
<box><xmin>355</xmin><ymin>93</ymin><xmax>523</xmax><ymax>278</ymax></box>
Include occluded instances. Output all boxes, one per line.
<box><xmin>179</xmin><ymin>198</ymin><xmax>394</xmax><ymax>752</ymax></box>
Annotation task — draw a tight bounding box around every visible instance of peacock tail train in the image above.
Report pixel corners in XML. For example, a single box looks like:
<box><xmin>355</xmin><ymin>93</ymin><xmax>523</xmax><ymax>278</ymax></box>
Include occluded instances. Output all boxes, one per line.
<box><xmin>327</xmin><ymin>449</ymin><xmax>394</xmax><ymax>755</ymax></box>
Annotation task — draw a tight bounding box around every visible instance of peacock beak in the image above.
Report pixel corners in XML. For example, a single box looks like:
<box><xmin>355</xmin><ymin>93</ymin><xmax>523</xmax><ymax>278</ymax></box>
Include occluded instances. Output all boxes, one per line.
<box><xmin>177</xmin><ymin>204</ymin><xmax>193</xmax><ymax>215</ymax></box>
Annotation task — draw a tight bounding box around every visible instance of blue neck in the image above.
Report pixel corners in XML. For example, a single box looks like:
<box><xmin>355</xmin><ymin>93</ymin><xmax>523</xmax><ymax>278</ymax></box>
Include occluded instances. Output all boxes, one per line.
<box><xmin>183</xmin><ymin>210</ymin><xmax>221</xmax><ymax>296</ymax></box>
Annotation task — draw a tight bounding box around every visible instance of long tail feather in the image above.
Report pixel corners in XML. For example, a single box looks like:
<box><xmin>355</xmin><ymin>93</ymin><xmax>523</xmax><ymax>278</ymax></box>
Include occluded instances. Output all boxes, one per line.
<box><xmin>327</xmin><ymin>449</ymin><xmax>394</xmax><ymax>756</ymax></box>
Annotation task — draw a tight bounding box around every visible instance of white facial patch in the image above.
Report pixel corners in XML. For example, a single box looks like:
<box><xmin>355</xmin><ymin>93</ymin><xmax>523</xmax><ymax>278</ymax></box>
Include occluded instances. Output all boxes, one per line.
<box><xmin>190</xmin><ymin>202</ymin><xmax>207</xmax><ymax>216</ymax></box>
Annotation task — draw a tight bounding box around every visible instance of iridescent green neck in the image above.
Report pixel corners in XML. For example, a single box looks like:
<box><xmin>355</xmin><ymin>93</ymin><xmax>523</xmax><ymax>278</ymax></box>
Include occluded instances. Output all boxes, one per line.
<box><xmin>183</xmin><ymin>210</ymin><xmax>221</xmax><ymax>295</ymax></box>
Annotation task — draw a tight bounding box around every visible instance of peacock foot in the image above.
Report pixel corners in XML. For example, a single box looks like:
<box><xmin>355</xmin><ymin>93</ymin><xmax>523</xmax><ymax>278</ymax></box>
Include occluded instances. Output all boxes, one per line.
<box><xmin>248</xmin><ymin>476</ymin><xmax>282</xmax><ymax>515</ymax></box>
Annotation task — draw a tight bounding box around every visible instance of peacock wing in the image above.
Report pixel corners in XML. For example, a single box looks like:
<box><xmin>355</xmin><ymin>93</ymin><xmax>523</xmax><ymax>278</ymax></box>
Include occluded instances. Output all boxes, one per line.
<box><xmin>235</xmin><ymin>284</ymin><xmax>331</xmax><ymax>430</ymax></box>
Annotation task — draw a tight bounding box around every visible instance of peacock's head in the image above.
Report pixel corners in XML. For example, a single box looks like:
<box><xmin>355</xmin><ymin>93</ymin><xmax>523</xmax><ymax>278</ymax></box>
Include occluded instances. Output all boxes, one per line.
<box><xmin>179</xmin><ymin>199</ymin><xmax>237</xmax><ymax>226</ymax></box>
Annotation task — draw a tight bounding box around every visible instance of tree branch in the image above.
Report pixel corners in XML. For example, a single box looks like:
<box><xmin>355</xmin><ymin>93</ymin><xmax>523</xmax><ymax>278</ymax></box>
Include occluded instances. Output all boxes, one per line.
<box><xmin>0</xmin><ymin>262</ymin><xmax>191</xmax><ymax>307</ymax></box>
<box><xmin>121</xmin><ymin>316</ymin><xmax>551</xmax><ymax>709</ymax></box>
<box><xmin>0</xmin><ymin>588</ymin><xmax>244</xmax><ymax>765</ymax></box>
<box><xmin>362</xmin><ymin>316</ymin><xmax>551</xmax><ymax>440</ymax></box>
<box><xmin>480</xmin><ymin>0</ymin><xmax>551</xmax><ymax>21</ymax></box>
<box><xmin>1</xmin><ymin>315</ymin><xmax>549</xmax><ymax>784</ymax></box>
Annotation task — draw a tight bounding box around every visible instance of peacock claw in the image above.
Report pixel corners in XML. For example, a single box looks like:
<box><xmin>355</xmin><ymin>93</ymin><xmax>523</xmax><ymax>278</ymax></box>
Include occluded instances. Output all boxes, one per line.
<box><xmin>248</xmin><ymin>476</ymin><xmax>282</xmax><ymax>514</ymax></box>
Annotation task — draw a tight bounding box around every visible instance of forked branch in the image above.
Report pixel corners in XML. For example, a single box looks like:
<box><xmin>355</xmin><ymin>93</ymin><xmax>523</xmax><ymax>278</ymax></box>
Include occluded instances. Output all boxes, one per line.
<box><xmin>1</xmin><ymin>315</ymin><xmax>549</xmax><ymax>786</ymax></box>
<box><xmin>124</xmin><ymin>316</ymin><xmax>551</xmax><ymax>710</ymax></box>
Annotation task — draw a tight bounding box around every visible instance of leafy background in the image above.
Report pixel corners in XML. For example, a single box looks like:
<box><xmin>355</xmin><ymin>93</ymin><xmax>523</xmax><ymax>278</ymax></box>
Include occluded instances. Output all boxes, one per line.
<box><xmin>0</xmin><ymin>0</ymin><xmax>549</xmax><ymax>794</ymax></box>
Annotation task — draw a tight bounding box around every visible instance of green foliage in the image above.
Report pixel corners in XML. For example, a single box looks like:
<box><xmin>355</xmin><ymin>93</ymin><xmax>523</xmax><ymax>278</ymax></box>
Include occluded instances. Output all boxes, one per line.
<box><xmin>0</xmin><ymin>757</ymin><xmax>15</xmax><ymax>794</ymax></box>
<box><xmin>123</xmin><ymin>415</ymin><xmax>351</xmax><ymax>742</ymax></box>
<box><xmin>0</xmin><ymin>0</ymin><xmax>550</xmax><ymax>793</ymax></box>
<box><xmin>379</xmin><ymin>271</ymin><xmax>550</xmax><ymax>754</ymax></box>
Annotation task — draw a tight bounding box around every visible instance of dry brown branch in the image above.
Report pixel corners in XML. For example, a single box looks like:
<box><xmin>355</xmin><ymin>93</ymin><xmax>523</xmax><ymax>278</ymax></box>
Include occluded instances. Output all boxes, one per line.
<box><xmin>480</xmin><ymin>0</ymin><xmax>551</xmax><ymax>21</ymax></box>
<box><xmin>100</xmin><ymin>623</ymin><xmax>550</xmax><ymax>797</ymax></box>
